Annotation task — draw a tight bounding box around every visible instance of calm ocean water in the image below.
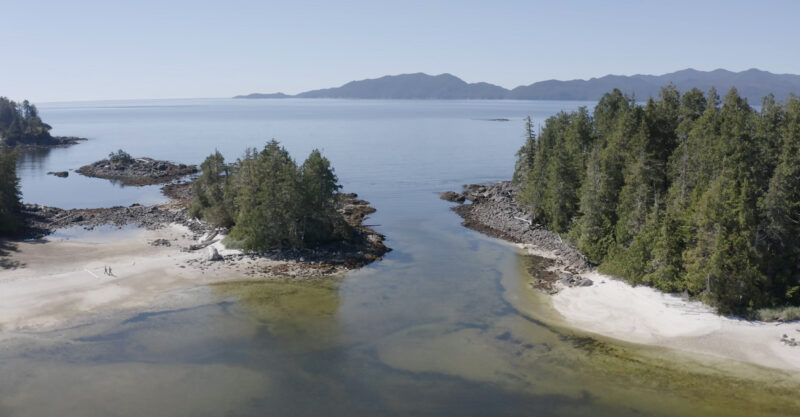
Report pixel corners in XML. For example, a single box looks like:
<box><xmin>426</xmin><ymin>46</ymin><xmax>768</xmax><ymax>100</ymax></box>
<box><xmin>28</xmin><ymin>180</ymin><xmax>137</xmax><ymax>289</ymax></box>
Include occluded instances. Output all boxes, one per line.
<box><xmin>21</xmin><ymin>98</ymin><xmax>583</xmax><ymax>209</ymax></box>
<box><xmin>3</xmin><ymin>99</ymin><xmax>796</xmax><ymax>417</ymax></box>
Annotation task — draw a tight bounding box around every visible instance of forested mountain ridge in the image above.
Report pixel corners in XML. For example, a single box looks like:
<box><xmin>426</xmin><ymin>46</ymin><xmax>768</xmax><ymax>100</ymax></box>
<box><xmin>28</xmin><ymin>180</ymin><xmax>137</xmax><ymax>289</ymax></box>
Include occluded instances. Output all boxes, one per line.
<box><xmin>514</xmin><ymin>86</ymin><xmax>800</xmax><ymax>316</ymax></box>
<box><xmin>295</xmin><ymin>73</ymin><xmax>508</xmax><ymax>99</ymax></box>
<box><xmin>509</xmin><ymin>68</ymin><xmax>800</xmax><ymax>102</ymax></box>
<box><xmin>235</xmin><ymin>69</ymin><xmax>800</xmax><ymax>102</ymax></box>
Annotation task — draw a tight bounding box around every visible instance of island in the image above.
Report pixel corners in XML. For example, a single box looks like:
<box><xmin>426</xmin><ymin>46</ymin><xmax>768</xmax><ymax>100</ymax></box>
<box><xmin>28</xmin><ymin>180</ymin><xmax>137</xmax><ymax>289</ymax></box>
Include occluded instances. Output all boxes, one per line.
<box><xmin>234</xmin><ymin>68</ymin><xmax>800</xmax><ymax>103</ymax></box>
<box><xmin>0</xmin><ymin>97</ymin><xmax>86</xmax><ymax>148</ymax></box>
<box><xmin>0</xmin><ymin>140</ymin><xmax>388</xmax><ymax>331</ymax></box>
<box><xmin>76</xmin><ymin>150</ymin><xmax>198</xmax><ymax>185</ymax></box>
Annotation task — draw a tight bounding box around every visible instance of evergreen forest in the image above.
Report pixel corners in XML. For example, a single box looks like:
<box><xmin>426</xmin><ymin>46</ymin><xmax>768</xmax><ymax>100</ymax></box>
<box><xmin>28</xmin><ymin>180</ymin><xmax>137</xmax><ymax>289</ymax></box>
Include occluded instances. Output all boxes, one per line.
<box><xmin>0</xmin><ymin>97</ymin><xmax>55</xmax><ymax>146</ymax></box>
<box><xmin>190</xmin><ymin>140</ymin><xmax>352</xmax><ymax>251</ymax></box>
<box><xmin>514</xmin><ymin>86</ymin><xmax>800</xmax><ymax>315</ymax></box>
<box><xmin>0</xmin><ymin>146</ymin><xmax>21</xmax><ymax>236</ymax></box>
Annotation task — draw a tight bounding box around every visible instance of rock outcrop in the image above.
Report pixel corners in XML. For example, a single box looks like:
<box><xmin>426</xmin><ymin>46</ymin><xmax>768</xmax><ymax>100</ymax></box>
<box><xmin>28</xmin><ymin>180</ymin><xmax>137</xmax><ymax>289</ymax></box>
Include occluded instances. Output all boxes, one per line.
<box><xmin>77</xmin><ymin>157</ymin><xmax>197</xmax><ymax>186</ymax></box>
<box><xmin>446</xmin><ymin>181</ymin><xmax>590</xmax><ymax>273</ymax></box>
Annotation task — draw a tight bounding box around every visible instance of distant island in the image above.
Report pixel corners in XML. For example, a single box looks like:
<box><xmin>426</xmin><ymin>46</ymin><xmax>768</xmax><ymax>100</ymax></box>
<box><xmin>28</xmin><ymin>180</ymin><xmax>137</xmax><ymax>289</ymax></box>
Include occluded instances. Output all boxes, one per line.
<box><xmin>0</xmin><ymin>97</ymin><xmax>85</xmax><ymax>148</ymax></box>
<box><xmin>235</xmin><ymin>68</ymin><xmax>800</xmax><ymax>103</ymax></box>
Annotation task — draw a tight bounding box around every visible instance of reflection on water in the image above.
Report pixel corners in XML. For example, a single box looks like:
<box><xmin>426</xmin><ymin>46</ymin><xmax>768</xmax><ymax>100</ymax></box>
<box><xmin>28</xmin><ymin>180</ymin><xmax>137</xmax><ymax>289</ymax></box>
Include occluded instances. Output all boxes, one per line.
<box><xmin>17</xmin><ymin>148</ymin><xmax>53</xmax><ymax>178</ymax></box>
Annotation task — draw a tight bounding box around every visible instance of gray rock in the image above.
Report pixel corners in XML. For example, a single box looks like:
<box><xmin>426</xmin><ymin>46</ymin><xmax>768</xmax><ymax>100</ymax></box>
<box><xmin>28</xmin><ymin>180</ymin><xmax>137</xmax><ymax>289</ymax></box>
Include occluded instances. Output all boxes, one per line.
<box><xmin>449</xmin><ymin>181</ymin><xmax>591</xmax><ymax>273</ymax></box>
<box><xmin>558</xmin><ymin>272</ymin><xmax>593</xmax><ymax>287</ymax></box>
<box><xmin>207</xmin><ymin>246</ymin><xmax>223</xmax><ymax>261</ymax></box>
<box><xmin>439</xmin><ymin>191</ymin><xmax>466</xmax><ymax>203</ymax></box>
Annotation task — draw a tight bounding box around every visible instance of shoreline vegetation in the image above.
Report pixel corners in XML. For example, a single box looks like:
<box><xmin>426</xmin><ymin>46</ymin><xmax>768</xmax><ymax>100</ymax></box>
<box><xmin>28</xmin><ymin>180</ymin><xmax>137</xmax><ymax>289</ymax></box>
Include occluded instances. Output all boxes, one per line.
<box><xmin>1</xmin><ymin>97</ymin><xmax>86</xmax><ymax>149</ymax></box>
<box><xmin>443</xmin><ymin>181</ymin><xmax>800</xmax><ymax>371</ymax></box>
<box><xmin>510</xmin><ymin>86</ymin><xmax>800</xmax><ymax>318</ymax></box>
<box><xmin>0</xmin><ymin>140</ymin><xmax>388</xmax><ymax>332</ymax></box>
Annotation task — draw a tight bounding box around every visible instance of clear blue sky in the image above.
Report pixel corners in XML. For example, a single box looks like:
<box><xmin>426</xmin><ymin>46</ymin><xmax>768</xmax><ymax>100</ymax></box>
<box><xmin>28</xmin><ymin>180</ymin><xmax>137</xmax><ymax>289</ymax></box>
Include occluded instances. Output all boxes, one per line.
<box><xmin>1</xmin><ymin>0</ymin><xmax>798</xmax><ymax>102</ymax></box>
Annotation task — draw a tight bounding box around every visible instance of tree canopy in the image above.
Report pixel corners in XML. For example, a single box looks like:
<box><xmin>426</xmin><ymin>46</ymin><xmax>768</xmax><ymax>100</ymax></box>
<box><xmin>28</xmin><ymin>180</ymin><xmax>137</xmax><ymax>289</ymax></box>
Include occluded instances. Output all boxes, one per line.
<box><xmin>0</xmin><ymin>146</ymin><xmax>21</xmax><ymax>236</ymax></box>
<box><xmin>0</xmin><ymin>98</ymin><xmax>54</xmax><ymax>146</ymax></box>
<box><xmin>514</xmin><ymin>86</ymin><xmax>800</xmax><ymax>315</ymax></box>
<box><xmin>190</xmin><ymin>140</ymin><xmax>352</xmax><ymax>252</ymax></box>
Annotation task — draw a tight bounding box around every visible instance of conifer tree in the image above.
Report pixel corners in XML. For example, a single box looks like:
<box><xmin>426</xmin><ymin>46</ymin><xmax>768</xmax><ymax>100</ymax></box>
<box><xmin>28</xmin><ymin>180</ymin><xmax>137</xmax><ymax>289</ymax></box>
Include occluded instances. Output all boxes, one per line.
<box><xmin>0</xmin><ymin>146</ymin><xmax>21</xmax><ymax>235</ymax></box>
<box><xmin>512</xmin><ymin>85</ymin><xmax>800</xmax><ymax>314</ymax></box>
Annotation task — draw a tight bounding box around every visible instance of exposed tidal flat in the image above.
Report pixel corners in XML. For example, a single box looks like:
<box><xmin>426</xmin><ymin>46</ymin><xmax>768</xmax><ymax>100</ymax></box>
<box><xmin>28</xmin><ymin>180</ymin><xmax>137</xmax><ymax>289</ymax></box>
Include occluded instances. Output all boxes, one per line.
<box><xmin>1</xmin><ymin>99</ymin><xmax>799</xmax><ymax>416</ymax></box>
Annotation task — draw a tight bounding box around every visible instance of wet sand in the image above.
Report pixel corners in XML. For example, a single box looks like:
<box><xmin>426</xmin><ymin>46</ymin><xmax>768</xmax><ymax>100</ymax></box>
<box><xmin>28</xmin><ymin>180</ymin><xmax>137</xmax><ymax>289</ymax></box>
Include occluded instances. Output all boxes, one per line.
<box><xmin>539</xmin><ymin>255</ymin><xmax>800</xmax><ymax>371</ymax></box>
<box><xmin>0</xmin><ymin>224</ymin><xmax>336</xmax><ymax>332</ymax></box>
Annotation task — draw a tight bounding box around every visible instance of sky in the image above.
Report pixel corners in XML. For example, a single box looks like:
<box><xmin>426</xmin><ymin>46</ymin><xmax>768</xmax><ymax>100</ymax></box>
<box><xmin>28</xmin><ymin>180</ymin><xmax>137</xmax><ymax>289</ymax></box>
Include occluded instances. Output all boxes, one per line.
<box><xmin>1</xmin><ymin>0</ymin><xmax>799</xmax><ymax>102</ymax></box>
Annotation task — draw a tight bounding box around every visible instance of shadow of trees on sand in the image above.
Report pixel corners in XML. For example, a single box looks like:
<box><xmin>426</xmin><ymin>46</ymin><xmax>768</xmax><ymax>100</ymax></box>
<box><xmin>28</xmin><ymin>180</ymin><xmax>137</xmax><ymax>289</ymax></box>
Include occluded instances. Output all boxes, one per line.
<box><xmin>0</xmin><ymin>240</ymin><xmax>25</xmax><ymax>270</ymax></box>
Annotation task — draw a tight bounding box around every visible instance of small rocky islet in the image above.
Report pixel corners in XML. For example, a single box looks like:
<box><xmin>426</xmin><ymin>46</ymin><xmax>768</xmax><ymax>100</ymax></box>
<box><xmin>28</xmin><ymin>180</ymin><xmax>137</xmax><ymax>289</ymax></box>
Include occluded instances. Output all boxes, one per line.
<box><xmin>76</xmin><ymin>156</ymin><xmax>198</xmax><ymax>186</ymax></box>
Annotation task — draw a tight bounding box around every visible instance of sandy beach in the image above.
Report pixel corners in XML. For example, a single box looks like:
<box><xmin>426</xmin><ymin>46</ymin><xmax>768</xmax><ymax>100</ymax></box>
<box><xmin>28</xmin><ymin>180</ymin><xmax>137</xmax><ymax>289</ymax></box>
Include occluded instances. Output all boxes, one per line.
<box><xmin>0</xmin><ymin>224</ymin><xmax>349</xmax><ymax>332</ymax></box>
<box><xmin>0</xmin><ymin>225</ymin><xmax>200</xmax><ymax>331</ymax></box>
<box><xmin>548</xmin><ymin>268</ymin><xmax>800</xmax><ymax>371</ymax></box>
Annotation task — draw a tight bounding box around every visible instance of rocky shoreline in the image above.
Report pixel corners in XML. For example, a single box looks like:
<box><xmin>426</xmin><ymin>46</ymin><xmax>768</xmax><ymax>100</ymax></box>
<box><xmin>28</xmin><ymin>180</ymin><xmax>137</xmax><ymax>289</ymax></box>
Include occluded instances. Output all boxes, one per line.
<box><xmin>17</xmin><ymin>182</ymin><xmax>389</xmax><ymax>276</ymax></box>
<box><xmin>442</xmin><ymin>181</ymin><xmax>593</xmax><ymax>292</ymax></box>
<box><xmin>12</xmin><ymin>136</ymin><xmax>87</xmax><ymax>150</ymax></box>
<box><xmin>76</xmin><ymin>157</ymin><xmax>198</xmax><ymax>186</ymax></box>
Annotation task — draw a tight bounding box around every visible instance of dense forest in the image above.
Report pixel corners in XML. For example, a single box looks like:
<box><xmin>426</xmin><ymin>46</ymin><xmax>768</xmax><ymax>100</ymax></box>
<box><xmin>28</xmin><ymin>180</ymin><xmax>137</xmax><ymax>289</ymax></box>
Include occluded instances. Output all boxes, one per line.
<box><xmin>514</xmin><ymin>86</ymin><xmax>800</xmax><ymax>315</ymax></box>
<box><xmin>190</xmin><ymin>140</ymin><xmax>352</xmax><ymax>251</ymax></box>
<box><xmin>0</xmin><ymin>97</ymin><xmax>55</xmax><ymax>146</ymax></box>
<box><xmin>0</xmin><ymin>146</ymin><xmax>21</xmax><ymax>236</ymax></box>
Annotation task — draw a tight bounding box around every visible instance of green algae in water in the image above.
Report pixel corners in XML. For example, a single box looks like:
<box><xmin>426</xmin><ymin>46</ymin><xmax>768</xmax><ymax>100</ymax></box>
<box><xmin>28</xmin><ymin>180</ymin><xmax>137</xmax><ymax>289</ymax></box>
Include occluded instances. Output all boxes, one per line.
<box><xmin>497</xmin><ymin>252</ymin><xmax>800</xmax><ymax>417</ymax></box>
<box><xmin>211</xmin><ymin>279</ymin><xmax>343</xmax><ymax>351</ymax></box>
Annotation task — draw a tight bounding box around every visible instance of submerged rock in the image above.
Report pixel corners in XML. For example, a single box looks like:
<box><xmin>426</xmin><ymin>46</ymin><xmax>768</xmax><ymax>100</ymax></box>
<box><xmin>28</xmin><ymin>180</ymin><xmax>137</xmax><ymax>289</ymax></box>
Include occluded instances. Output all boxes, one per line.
<box><xmin>47</xmin><ymin>171</ymin><xmax>69</xmax><ymax>178</ymax></box>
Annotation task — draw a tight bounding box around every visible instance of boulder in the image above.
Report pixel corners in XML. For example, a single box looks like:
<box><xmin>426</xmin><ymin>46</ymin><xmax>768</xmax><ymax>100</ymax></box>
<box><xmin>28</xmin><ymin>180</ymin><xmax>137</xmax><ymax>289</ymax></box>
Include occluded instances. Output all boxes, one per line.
<box><xmin>207</xmin><ymin>246</ymin><xmax>223</xmax><ymax>261</ymax></box>
<box><xmin>559</xmin><ymin>272</ymin><xmax>593</xmax><ymax>287</ymax></box>
<box><xmin>439</xmin><ymin>191</ymin><xmax>465</xmax><ymax>203</ymax></box>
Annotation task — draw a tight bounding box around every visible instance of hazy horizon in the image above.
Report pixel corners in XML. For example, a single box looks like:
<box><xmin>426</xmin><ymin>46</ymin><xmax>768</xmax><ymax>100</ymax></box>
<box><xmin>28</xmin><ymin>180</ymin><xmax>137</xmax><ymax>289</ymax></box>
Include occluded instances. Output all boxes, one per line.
<box><xmin>2</xmin><ymin>0</ymin><xmax>799</xmax><ymax>102</ymax></box>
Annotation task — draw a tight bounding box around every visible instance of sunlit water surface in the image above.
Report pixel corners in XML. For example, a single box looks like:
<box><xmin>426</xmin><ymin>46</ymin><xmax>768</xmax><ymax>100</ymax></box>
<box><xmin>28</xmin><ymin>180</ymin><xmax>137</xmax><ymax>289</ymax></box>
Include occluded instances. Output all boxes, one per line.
<box><xmin>1</xmin><ymin>99</ymin><xmax>798</xmax><ymax>417</ymax></box>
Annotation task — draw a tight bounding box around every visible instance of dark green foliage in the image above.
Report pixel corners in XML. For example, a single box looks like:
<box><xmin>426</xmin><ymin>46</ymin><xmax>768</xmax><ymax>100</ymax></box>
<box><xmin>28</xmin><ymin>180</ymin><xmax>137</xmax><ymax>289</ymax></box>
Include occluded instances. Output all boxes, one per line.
<box><xmin>514</xmin><ymin>87</ymin><xmax>800</xmax><ymax>315</ymax></box>
<box><xmin>190</xmin><ymin>140</ymin><xmax>352</xmax><ymax>252</ymax></box>
<box><xmin>232</xmin><ymin>141</ymin><xmax>303</xmax><ymax>250</ymax></box>
<box><xmin>299</xmin><ymin>149</ymin><xmax>351</xmax><ymax>245</ymax></box>
<box><xmin>0</xmin><ymin>146</ymin><xmax>21</xmax><ymax>236</ymax></box>
<box><xmin>108</xmin><ymin>149</ymin><xmax>134</xmax><ymax>165</ymax></box>
<box><xmin>0</xmin><ymin>98</ymin><xmax>53</xmax><ymax>146</ymax></box>
<box><xmin>517</xmin><ymin>109</ymin><xmax>590</xmax><ymax>233</ymax></box>
<box><xmin>190</xmin><ymin>151</ymin><xmax>235</xmax><ymax>228</ymax></box>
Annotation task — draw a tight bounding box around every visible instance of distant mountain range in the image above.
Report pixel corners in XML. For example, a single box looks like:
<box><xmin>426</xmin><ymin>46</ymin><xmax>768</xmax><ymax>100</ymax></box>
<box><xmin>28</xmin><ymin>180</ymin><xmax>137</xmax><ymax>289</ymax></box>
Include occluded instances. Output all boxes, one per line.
<box><xmin>234</xmin><ymin>69</ymin><xmax>800</xmax><ymax>103</ymax></box>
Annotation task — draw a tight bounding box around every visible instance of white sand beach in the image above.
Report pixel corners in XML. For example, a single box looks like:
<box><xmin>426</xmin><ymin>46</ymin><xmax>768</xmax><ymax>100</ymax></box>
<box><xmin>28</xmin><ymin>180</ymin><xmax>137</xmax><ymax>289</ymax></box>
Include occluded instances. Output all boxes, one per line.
<box><xmin>551</xmin><ymin>270</ymin><xmax>800</xmax><ymax>371</ymax></box>
<box><xmin>0</xmin><ymin>225</ymin><xmax>314</xmax><ymax>332</ymax></box>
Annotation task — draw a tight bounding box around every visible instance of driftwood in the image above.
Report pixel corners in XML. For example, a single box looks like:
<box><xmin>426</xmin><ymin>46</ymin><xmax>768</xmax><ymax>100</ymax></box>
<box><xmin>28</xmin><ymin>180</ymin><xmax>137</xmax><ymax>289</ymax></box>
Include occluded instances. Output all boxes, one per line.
<box><xmin>187</xmin><ymin>230</ymin><xmax>219</xmax><ymax>251</ymax></box>
<box><xmin>513</xmin><ymin>216</ymin><xmax>533</xmax><ymax>226</ymax></box>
